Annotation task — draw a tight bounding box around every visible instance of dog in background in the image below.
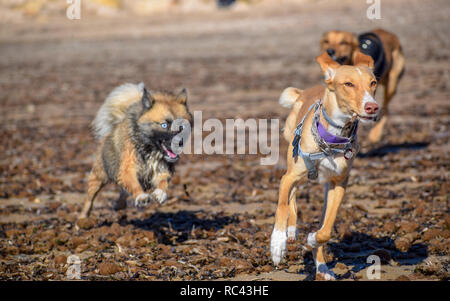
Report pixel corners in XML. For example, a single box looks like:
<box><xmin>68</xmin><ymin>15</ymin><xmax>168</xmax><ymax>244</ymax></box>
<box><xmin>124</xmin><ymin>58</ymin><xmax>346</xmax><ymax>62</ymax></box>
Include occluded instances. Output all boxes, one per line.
<box><xmin>78</xmin><ymin>83</ymin><xmax>192</xmax><ymax>220</ymax></box>
<box><xmin>320</xmin><ymin>28</ymin><xmax>405</xmax><ymax>143</ymax></box>
<box><xmin>272</xmin><ymin>52</ymin><xmax>379</xmax><ymax>280</ymax></box>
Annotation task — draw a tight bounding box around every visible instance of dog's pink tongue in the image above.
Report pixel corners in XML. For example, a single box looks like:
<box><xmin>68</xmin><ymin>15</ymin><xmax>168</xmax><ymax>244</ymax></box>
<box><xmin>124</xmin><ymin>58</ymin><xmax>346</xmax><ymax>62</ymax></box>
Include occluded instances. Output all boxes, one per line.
<box><xmin>166</xmin><ymin>149</ymin><xmax>177</xmax><ymax>159</ymax></box>
<box><xmin>163</xmin><ymin>146</ymin><xmax>176</xmax><ymax>159</ymax></box>
<box><xmin>162</xmin><ymin>144</ymin><xmax>177</xmax><ymax>158</ymax></box>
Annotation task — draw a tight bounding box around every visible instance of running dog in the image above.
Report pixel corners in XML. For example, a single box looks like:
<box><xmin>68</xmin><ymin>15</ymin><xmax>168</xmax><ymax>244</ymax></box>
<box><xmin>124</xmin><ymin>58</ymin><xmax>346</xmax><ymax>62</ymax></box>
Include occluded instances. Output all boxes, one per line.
<box><xmin>78</xmin><ymin>83</ymin><xmax>192</xmax><ymax>220</ymax></box>
<box><xmin>271</xmin><ymin>52</ymin><xmax>379</xmax><ymax>280</ymax></box>
<box><xmin>320</xmin><ymin>28</ymin><xmax>405</xmax><ymax>143</ymax></box>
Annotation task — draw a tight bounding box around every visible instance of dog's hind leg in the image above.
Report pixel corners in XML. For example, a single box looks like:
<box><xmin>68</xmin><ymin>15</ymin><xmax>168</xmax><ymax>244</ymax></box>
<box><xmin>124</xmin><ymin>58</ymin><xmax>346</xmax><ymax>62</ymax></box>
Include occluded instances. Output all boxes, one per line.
<box><xmin>271</xmin><ymin>161</ymin><xmax>304</xmax><ymax>265</ymax></box>
<box><xmin>287</xmin><ymin>187</ymin><xmax>298</xmax><ymax>242</ymax></box>
<box><xmin>79</xmin><ymin>161</ymin><xmax>107</xmax><ymax>219</ymax></box>
<box><xmin>369</xmin><ymin>48</ymin><xmax>405</xmax><ymax>143</ymax></box>
<box><xmin>312</xmin><ymin>246</ymin><xmax>335</xmax><ymax>280</ymax></box>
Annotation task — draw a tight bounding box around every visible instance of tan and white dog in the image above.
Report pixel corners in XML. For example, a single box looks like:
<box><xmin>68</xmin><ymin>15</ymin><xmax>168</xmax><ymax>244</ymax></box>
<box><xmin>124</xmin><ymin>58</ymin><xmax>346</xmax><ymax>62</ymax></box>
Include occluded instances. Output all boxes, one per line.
<box><xmin>320</xmin><ymin>28</ymin><xmax>405</xmax><ymax>143</ymax></box>
<box><xmin>271</xmin><ymin>52</ymin><xmax>379</xmax><ymax>280</ymax></box>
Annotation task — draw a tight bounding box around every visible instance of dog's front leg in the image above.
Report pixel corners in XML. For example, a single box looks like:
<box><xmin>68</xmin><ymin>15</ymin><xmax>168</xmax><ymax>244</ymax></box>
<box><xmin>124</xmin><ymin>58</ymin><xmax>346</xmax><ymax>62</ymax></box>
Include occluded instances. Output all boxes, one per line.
<box><xmin>151</xmin><ymin>172</ymin><xmax>171</xmax><ymax>205</ymax></box>
<box><xmin>308</xmin><ymin>180</ymin><xmax>347</xmax><ymax>280</ymax></box>
<box><xmin>116</xmin><ymin>155</ymin><xmax>150</xmax><ymax>207</ymax></box>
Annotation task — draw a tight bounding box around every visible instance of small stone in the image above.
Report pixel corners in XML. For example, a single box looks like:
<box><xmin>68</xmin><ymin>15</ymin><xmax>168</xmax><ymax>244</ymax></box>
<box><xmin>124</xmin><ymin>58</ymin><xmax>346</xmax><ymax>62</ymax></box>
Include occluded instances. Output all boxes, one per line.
<box><xmin>55</xmin><ymin>232</ymin><xmax>71</xmax><ymax>245</ymax></box>
<box><xmin>49</xmin><ymin>201</ymin><xmax>62</xmax><ymax>210</ymax></box>
<box><xmin>444</xmin><ymin>216</ymin><xmax>450</xmax><ymax>229</ymax></box>
<box><xmin>259</xmin><ymin>265</ymin><xmax>272</xmax><ymax>273</ymax></box>
<box><xmin>75</xmin><ymin>243</ymin><xmax>89</xmax><ymax>253</ymax></box>
<box><xmin>395</xmin><ymin>237</ymin><xmax>411</xmax><ymax>252</ymax></box>
<box><xmin>383</xmin><ymin>221</ymin><xmax>396</xmax><ymax>233</ymax></box>
<box><xmin>399</xmin><ymin>221</ymin><xmax>419</xmax><ymax>234</ymax></box>
<box><xmin>98</xmin><ymin>262</ymin><xmax>122</xmax><ymax>275</ymax></box>
<box><xmin>334</xmin><ymin>262</ymin><xmax>348</xmax><ymax>274</ymax></box>
<box><xmin>141</xmin><ymin>230</ymin><xmax>156</xmax><ymax>241</ymax></box>
<box><xmin>70</xmin><ymin>236</ymin><xmax>86</xmax><ymax>248</ymax></box>
<box><xmin>232</xmin><ymin>259</ymin><xmax>252</xmax><ymax>272</ymax></box>
<box><xmin>395</xmin><ymin>275</ymin><xmax>410</xmax><ymax>281</ymax></box>
<box><xmin>109</xmin><ymin>223</ymin><xmax>121</xmax><ymax>237</ymax></box>
<box><xmin>77</xmin><ymin>217</ymin><xmax>96</xmax><ymax>230</ymax></box>
<box><xmin>54</xmin><ymin>255</ymin><xmax>67</xmax><ymax>266</ymax></box>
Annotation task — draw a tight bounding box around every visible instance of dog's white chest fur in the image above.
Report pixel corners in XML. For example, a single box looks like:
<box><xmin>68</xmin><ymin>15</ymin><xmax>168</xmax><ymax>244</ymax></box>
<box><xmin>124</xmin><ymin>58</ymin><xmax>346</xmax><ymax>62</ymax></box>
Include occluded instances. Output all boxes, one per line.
<box><xmin>317</xmin><ymin>155</ymin><xmax>349</xmax><ymax>183</ymax></box>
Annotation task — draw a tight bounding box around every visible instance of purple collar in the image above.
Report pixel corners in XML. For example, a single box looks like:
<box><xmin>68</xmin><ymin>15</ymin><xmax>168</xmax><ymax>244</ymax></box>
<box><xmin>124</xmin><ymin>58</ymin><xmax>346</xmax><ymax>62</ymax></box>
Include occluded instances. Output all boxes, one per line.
<box><xmin>316</xmin><ymin>120</ymin><xmax>352</xmax><ymax>144</ymax></box>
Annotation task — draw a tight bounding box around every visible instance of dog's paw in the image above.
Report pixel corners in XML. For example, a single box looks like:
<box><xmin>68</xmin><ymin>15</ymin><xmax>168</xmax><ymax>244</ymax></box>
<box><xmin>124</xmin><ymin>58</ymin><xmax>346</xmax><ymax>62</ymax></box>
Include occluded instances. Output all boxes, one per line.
<box><xmin>287</xmin><ymin>226</ymin><xmax>297</xmax><ymax>243</ymax></box>
<box><xmin>307</xmin><ymin>232</ymin><xmax>320</xmax><ymax>249</ymax></box>
<box><xmin>151</xmin><ymin>189</ymin><xmax>167</xmax><ymax>205</ymax></box>
<box><xmin>134</xmin><ymin>193</ymin><xmax>152</xmax><ymax>207</ymax></box>
<box><xmin>270</xmin><ymin>228</ymin><xmax>287</xmax><ymax>266</ymax></box>
<box><xmin>315</xmin><ymin>263</ymin><xmax>336</xmax><ymax>281</ymax></box>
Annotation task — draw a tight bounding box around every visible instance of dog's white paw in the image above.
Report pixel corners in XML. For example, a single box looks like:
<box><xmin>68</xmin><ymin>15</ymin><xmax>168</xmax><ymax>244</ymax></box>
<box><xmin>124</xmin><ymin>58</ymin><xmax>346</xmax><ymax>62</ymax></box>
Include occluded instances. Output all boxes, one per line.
<box><xmin>151</xmin><ymin>189</ymin><xmax>167</xmax><ymax>205</ymax></box>
<box><xmin>316</xmin><ymin>262</ymin><xmax>336</xmax><ymax>281</ymax></box>
<box><xmin>134</xmin><ymin>193</ymin><xmax>152</xmax><ymax>207</ymax></box>
<box><xmin>307</xmin><ymin>232</ymin><xmax>320</xmax><ymax>249</ymax></box>
<box><xmin>270</xmin><ymin>228</ymin><xmax>287</xmax><ymax>266</ymax></box>
<box><xmin>287</xmin><ymin>226</ymin><xmax>297</xmax><ymax>242</ymax></box>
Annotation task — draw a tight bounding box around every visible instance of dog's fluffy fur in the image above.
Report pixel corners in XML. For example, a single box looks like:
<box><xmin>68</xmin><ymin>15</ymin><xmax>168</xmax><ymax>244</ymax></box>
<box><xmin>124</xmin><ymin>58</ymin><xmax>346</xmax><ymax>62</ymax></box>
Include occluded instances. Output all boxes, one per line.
<box><xmin>79</xmin><ymin>83</ymin><xmax>192</xmax><ymax>219</ymax></box>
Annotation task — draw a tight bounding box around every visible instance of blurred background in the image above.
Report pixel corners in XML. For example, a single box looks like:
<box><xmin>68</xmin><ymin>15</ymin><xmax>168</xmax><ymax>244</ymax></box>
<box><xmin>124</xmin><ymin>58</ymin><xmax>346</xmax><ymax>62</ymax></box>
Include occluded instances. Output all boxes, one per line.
<box><xmin>0</xmin><ymin>0</ymin><xmax>449</xmax><ymax>281</ymax></box>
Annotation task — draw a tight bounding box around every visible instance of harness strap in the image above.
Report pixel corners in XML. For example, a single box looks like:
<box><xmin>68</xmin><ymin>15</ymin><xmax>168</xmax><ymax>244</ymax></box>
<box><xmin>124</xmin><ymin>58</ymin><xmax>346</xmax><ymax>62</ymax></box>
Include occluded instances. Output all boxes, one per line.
<box><xmin>292</xmin><ymin>100</ymin><xmax>358</xmax><ymax>180</ymax></box>
<box><xmin>321</xmin><ymin>106</ymin><xmax>343</xmax><ymax>129</ymax></box>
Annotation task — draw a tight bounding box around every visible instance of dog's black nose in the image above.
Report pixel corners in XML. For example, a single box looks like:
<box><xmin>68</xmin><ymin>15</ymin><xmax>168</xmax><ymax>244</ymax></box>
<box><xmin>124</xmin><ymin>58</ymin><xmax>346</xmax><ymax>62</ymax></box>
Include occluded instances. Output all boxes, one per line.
<box><xmin>326</xmin><ymin>48</ymin><xmax>336</xmax><ymax>56</ymax></box>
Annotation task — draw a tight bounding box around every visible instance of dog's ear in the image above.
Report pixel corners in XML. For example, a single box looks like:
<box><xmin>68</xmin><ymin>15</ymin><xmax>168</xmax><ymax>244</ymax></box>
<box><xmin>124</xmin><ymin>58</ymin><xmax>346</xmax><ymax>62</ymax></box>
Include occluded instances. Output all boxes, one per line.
<box><xmin>141</xmin><ymin>87</ymin><xmax>154</xmax><ymax>111</ymax></box>
<box><xmin>176</xmin><ymin>88</ymin><xmax>188</xmax><ymax>105</ymax></box>
<box><xmin>316</xmin><ymin>52</ymin><xmax>340</xmax><ymax>82</ymax></box>
<box><xmin>352</xmin><ymin>51</ymin><xmax>374</xmax><ymax>70</ymax></box>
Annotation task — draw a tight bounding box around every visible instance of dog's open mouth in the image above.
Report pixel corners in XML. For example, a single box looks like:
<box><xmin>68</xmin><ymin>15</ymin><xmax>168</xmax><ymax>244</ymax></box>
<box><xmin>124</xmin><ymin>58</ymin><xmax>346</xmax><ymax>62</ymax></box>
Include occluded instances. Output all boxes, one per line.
<box><xmin>358</xmin><ymin>114</ymin><xmax>378</xmax><ymax>122</ymax></box>
<box><xmin>161</xmin><ymin>142</ymin><xmax>179</xmax><ymax>162</ymax></box>
<box><xmin>335</xmin><ymin>56</ymin><xmax>349</xmax><ymax>64</ymax></box>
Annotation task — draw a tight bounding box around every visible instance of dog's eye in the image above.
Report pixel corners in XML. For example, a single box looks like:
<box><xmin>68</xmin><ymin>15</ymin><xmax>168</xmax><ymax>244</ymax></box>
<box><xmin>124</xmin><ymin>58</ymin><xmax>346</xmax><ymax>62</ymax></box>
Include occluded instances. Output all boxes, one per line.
<box><xmin>344</xmin><ymin>82</ymin><xmax>354</xmax><ymax>87</ymax></box>
<box><xmin>371</xmin><ymin>80</ymin><xmax>377</xmax><ymax>87</ymax></box>
<box><xmin>323</xmin><ymin>39</ymin><xmax>329</xmax><ymax>44</ymax></box>
<box><xmin>161</xmin><ymin>122</ymin><xmax>168</xmax><ymax>129</ymax></box>
<box><xmin>340</xmin><ymin>41</ymin><xmax>348</xmax><ymax>45</ymax></box>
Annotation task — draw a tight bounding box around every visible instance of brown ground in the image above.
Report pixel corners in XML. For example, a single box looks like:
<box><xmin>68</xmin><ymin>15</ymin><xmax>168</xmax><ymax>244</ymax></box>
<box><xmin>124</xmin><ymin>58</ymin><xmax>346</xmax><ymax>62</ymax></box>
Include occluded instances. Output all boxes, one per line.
<box><xmin>0</xmin><ymin>0</ymin><xmax>449</xmax><ymax>281</ymax></box>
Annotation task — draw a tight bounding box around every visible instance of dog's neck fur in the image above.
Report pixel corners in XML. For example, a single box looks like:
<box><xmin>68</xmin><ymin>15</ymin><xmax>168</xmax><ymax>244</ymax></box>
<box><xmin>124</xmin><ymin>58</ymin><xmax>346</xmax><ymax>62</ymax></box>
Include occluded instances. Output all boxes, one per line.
<box><xmin>320</xmin><ymin>89</ymin><xmax>354</xmax><ymax>137</ymax></box>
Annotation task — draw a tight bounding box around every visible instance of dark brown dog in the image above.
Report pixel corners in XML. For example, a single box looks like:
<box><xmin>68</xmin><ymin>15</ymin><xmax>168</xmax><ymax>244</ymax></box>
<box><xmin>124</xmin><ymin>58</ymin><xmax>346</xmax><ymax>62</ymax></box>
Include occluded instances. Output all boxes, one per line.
<box><xmin>320</xmin><ymin>28</ymin><xmax>405</xmax><ymax>143</ymax></box>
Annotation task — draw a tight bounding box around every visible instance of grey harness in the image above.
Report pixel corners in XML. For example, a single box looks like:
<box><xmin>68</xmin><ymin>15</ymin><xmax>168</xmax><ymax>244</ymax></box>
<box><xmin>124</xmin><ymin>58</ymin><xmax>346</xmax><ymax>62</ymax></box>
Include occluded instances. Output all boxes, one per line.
<box><xmin>292</xmin><ymin>100</ymin><xmax>359</xmax><ymax>180</ymax></box>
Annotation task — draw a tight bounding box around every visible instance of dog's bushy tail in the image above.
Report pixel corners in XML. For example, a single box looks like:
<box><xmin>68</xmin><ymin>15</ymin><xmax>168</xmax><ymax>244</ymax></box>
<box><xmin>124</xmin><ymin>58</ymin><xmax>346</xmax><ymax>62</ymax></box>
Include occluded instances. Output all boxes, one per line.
<box><xmin>92</xmin><ymin>82</ymin><xmax>145</xmax><ymax>139</ymax></box>
<box><xmin>279</xmin><ymin>87</ymin><xmax>304</xmax><ymax>142</ymax></box>
<box><xmin>279</xmin><ymin>87</ymin><xmax>303</xmax><ymax>109</ymax></box>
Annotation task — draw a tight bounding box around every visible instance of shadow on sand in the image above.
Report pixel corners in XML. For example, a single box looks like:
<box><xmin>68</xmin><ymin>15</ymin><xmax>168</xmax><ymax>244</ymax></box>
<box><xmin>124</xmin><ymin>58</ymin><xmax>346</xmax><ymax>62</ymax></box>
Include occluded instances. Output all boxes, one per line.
<box><xmin>300</xmin><ymin>232</ymin><xmax>428</xmax><ymax>280</ymax></box>
<box><xmin>358</xmin><ymin>142</ymin><xmax>430</xmax><ymax>158</ymax></box>
<box><xmin>128</xmin><ymin>210</ymin><xmax>239</xmax><ymax>245</ymax></box>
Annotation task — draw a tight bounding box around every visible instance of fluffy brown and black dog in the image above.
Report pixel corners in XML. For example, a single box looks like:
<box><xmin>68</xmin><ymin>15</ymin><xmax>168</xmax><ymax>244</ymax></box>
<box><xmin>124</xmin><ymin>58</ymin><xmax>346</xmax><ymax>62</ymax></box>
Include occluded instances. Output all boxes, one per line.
<box><xmin>78</xmin><ymin>83</ymin><xmax>192</xmax><ymax>220</ymax></box>
<box><xmin>320</xmin><ymin>28</ymin><xmax>405</xmax><ymax>143</ymax></box>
